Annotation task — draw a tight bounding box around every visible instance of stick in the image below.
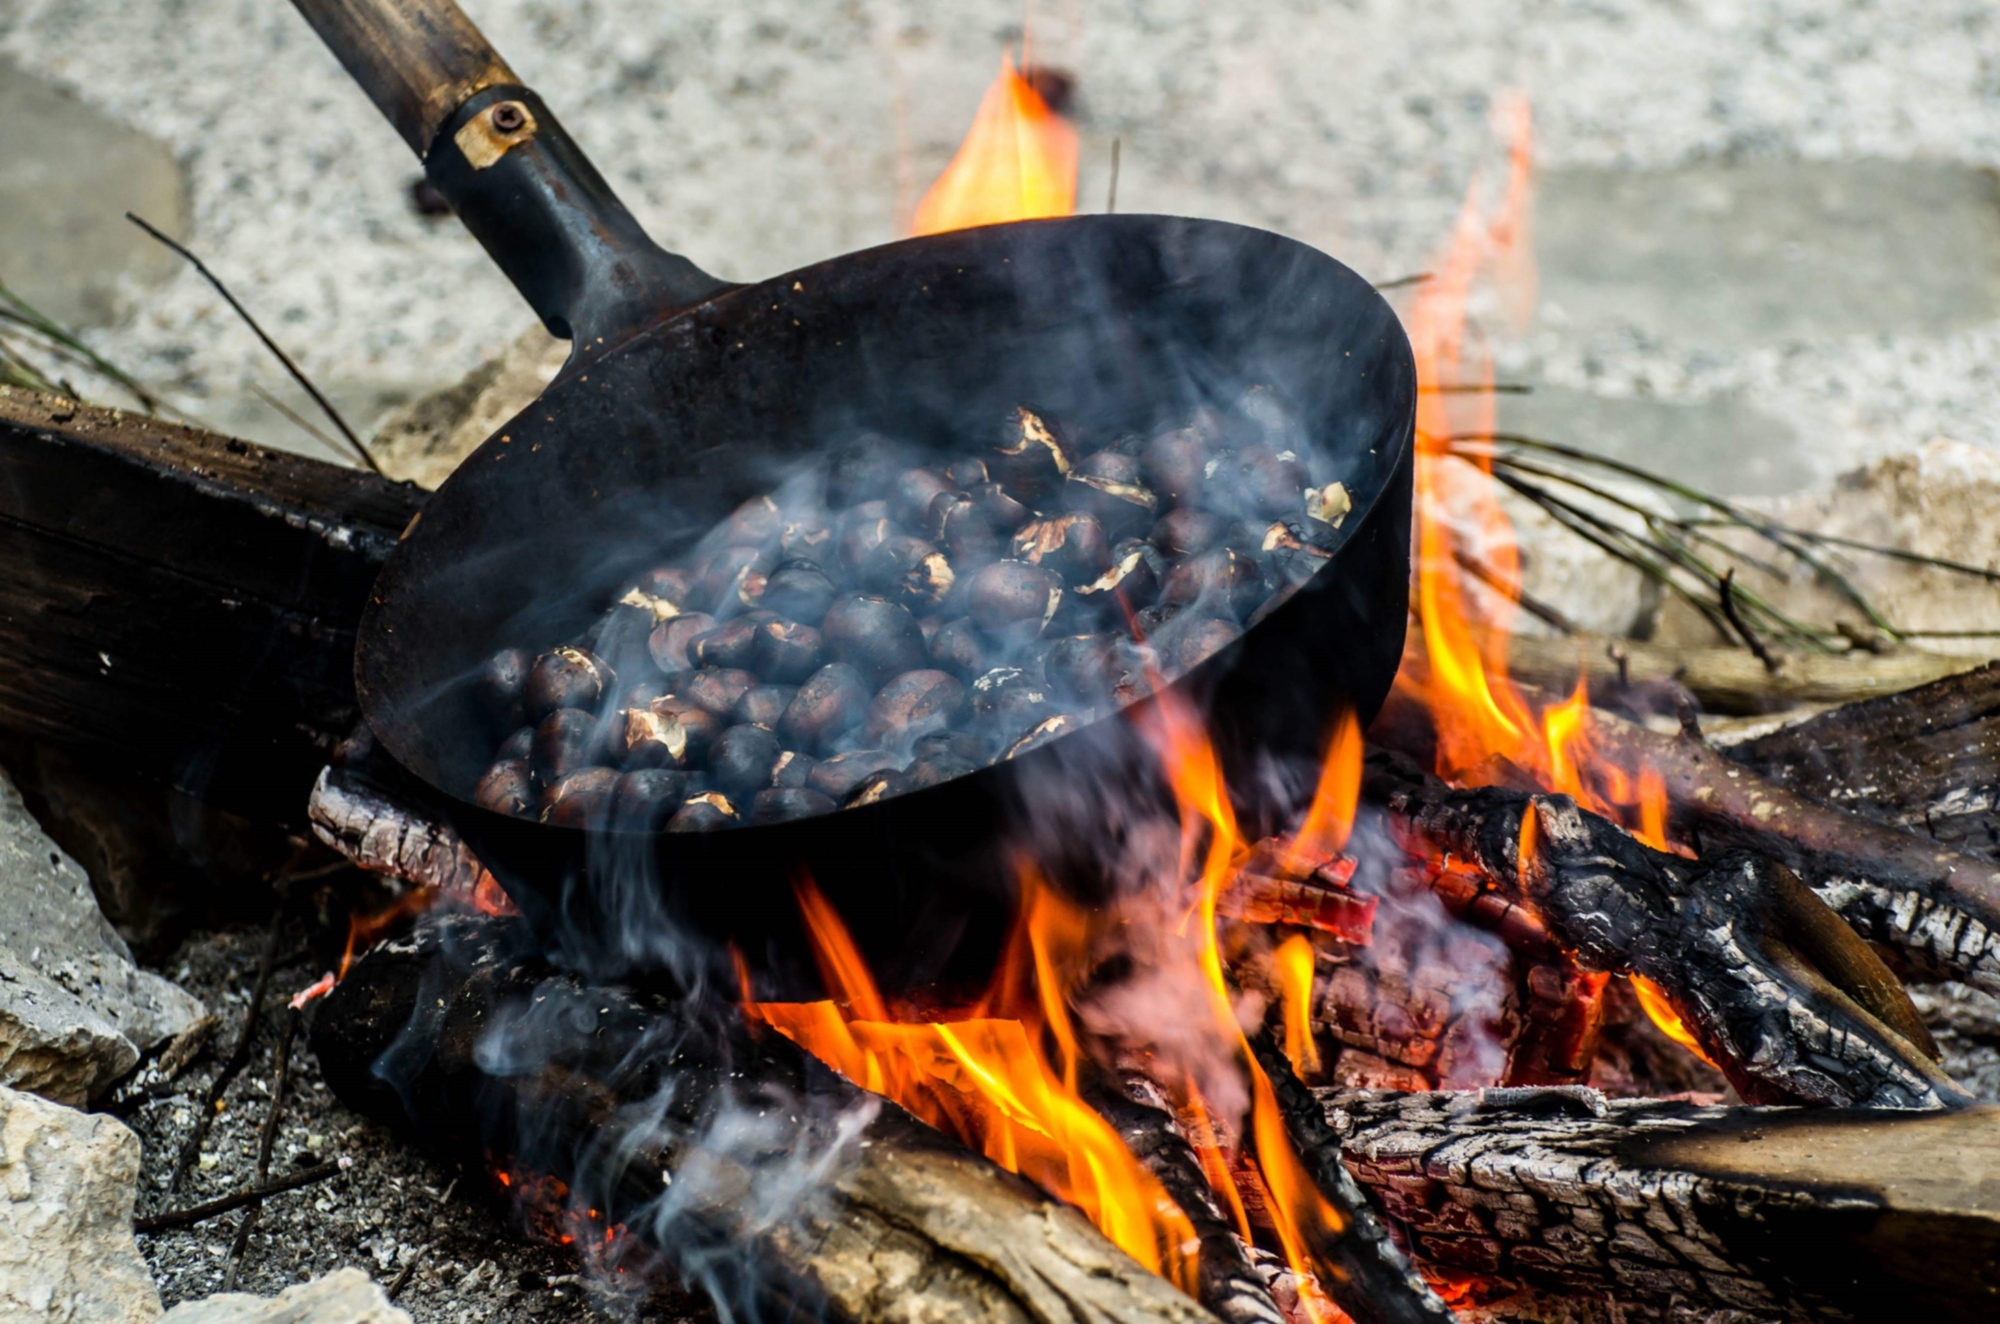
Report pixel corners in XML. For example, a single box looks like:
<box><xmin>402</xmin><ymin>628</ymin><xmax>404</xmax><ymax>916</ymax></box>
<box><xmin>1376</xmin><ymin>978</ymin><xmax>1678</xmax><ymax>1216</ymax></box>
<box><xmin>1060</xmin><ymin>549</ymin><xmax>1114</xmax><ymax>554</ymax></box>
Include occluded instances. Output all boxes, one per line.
<box><xmin>1446</xmin><ymin>547</ymin><xmax>1578</xmax><ymax>634</ymax></box>
<box><xmin>1373</xmin><ymin>272</ymin><xmax>1433</xmax><ymax>290</ymax></box>
<box><xmin>124</xmin><ymin>213</ymin><xmax>383</xmax><ymax>476</ymax></box>
<box><xmin>1720</xmin><ymin>568</ymin><xmax>1779</xmax><ymax>673</ymax></box>
<box><xmin>222</xmin><ymin>1008</ymin><xmax>301</xmax><ymax>1287</ymax></box>
<box><xmin>137</xmin><ymin>1161</ymin><xmax>345</xmax><ymax>1234</ymax></box>
<box><xmin>170</xmin><ymin>909</ymin><xmax>284</xmax><ymax>1192</ymax></box>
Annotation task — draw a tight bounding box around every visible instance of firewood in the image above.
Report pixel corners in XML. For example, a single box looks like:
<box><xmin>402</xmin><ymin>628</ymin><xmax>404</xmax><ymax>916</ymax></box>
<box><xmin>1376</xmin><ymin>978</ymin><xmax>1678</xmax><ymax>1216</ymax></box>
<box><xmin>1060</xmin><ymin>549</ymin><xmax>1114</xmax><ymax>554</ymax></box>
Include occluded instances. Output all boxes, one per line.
<box><xmin>1362</xmin><ymin>751</ymin><xmax>1967</xmax><ymax>1109</ymax></box>
<box><xmin>312</xmin><ymin>915</ymin><xmax>1216</xmax><ymax>1324</ymax></box>
<box><xmin>1309</xmin><ymin>1086</ymin><xmax>2000</xmax><ymax>1323</ymax></box>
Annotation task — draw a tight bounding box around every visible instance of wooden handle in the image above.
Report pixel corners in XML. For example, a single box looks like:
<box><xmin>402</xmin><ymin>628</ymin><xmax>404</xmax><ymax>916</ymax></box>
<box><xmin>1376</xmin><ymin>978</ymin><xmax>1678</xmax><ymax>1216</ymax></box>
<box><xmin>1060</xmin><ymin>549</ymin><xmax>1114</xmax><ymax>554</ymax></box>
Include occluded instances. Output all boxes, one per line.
<box><xmin>292</xmin><ymin>0</ymin><xmax>518</xmax><ymax>154</ymax></box>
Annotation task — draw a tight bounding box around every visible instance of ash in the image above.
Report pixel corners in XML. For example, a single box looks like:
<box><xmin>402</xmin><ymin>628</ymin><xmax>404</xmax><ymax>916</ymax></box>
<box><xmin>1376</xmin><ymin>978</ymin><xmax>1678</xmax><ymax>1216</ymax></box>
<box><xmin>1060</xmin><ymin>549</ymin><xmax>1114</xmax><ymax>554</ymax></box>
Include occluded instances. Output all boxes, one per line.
<box><xmin>124</xmin><ymin>919</ymin><xmax>718</xmax><ymax>1324</ymax></box>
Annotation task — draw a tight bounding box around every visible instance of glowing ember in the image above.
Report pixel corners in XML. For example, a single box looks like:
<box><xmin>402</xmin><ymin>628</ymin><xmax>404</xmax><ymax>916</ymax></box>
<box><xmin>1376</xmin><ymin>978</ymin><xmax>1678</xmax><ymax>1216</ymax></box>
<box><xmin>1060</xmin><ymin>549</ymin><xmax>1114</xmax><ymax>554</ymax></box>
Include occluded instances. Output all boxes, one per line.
<box><xmin>910</xmin><ymin>52</ymin><xmax>1078</xmax><ymax>235</ymax></box>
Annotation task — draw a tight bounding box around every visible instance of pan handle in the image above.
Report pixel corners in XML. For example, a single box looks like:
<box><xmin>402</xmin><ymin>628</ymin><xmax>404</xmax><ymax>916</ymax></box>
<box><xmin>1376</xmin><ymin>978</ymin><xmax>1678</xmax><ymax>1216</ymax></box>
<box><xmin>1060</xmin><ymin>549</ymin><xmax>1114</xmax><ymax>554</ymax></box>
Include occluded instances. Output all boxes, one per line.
<box><xmin>292</xmin><ymin>0</ymin><xmax>729</xmax><ymax>354</ymax></box>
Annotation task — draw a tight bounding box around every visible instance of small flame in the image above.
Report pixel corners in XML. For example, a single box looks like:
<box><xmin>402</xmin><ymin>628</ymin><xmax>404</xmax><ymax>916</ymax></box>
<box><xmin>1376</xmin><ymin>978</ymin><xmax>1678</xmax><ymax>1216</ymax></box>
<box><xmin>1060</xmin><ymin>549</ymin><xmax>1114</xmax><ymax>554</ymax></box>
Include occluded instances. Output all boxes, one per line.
<box><xmin>1630</xmin><ymin>974</ymin><xmax>1719</xmax><ymax>1067</ymax></box>
<box><xmin>910</xmin><ymin>52</ymin><xmax>1078</xmax><ymax>235</ymax></box>
<box><xmin>1274</xmin><ymin>935</ymin><xmax>1321</xmax><ymax>1078</ymax></box>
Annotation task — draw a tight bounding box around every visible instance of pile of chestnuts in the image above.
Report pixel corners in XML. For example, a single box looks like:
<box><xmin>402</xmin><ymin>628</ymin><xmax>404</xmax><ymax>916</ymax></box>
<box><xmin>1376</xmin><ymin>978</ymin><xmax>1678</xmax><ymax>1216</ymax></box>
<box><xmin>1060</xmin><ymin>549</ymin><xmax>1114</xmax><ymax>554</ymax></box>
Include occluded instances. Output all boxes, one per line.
<box><xmin>469</xmin><ymin>395</ymin><xmax>1351</xmax><ymax>833</ymax></box>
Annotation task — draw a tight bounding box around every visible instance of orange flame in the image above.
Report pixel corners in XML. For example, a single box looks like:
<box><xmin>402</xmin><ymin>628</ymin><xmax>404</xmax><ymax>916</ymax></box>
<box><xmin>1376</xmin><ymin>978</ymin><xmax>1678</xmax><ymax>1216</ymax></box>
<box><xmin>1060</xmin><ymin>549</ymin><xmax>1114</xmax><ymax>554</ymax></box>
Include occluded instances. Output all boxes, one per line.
<box><xmin>749</xmin><ymin>877</ymin><xmax>1198</xmax><ymax>1290</ymax></box>
<box><xmin>911</xmin><ymin>52</ymin><xmax>1078</xmax><ymax>235</ymax></box>
<box><xmin>1629</xmin><ymin>974</ymin><xmax>1719</xmax><ymax>1067</ymax></box>
<box><xmin>1274</xmin><ymin>935</ymin><xmax>1321</xmax><ymax>1078</ymax></box>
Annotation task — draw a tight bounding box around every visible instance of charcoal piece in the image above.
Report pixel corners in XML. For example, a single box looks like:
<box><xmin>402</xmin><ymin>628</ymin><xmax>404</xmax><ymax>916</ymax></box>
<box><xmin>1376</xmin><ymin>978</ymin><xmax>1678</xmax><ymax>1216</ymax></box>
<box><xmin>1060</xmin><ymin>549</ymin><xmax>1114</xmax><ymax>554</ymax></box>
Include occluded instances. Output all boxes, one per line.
<box><xmin>826</xmin><ymin>432</ymin><xmax>906</xmax><ymax>507</ymax></box>
<box><xmin>540</xmin><ymin>767</ymin><xmax>621</xmax><ymax>830</ymax></box>
<box><xmin>1160</xmin><ymin>547</ymin><xmax>1262</xmax><ymax>618</ymax></box>
<box><xmin>971</xmin><ymin>482</ymin><xmax>1033</xmax><ymax>533</ymax></box>
<box><xmin>907</xmin><ymin>753</ymin><xmax>980</xmax><ymax>789</ymax></box>
<box><xmin>650</xmin><ymin>699</ymin><xmax>723</xmax><ymax>762</ymax></box>
<box><xmin>928</xmin><ymin>617</ymin><xmax>990</xmax><ymax>679</ymax></box>
<box><xmin>845</xmin><ymin>769</ymin><xmax>912</xmax><ymax>808</ymax></box>
<box><xmin>1043</xmin><ymin>634</ymin><xmax>1136</xmax><ymax>703</ymax></box>
<box><xmin>715</xmin><ymin>494</ymin><xmax>784</xmax><ymax>548</ymax></box>
<box><xmin>1010</xmin><ymin>513</ymin><xmax>1112</xmax><ymax>586</ymax></box>
<box><xmin>863</xmin><ymin>670</ymin><xmax>967</xmax><ymax>750</ymax></box>
<box><xmin>911</xmin><ymin>729</ymin><xmax>986</xmax><ymax>765</ymax></box>
<box><xmin>1157</xmin><ymin>615</ymin><xmax>1241</xmax><ymax>674</ymax></box>
<box><xmin>531</xmin><ymin>708</ymin><xmax>599</xmax><ymax>783</ymax></box>
<box><xmin>755</xmin><ymin>619</ymin><xmax>824</xmax><ymax>685</ymax></box>
<box><xmin>693</xmin><ymin>545</ymin><xmax>775</xmax><ymax>615</ymax></box>
<box><xmin>689</xmin><ymin>616</ymin><xmax>768</xmax><ymax>671</ymax></box>
<box><xmin>892</xmin><ymin>467</ymin><xmax>956</xmax><ymax>527</ymax></box>
<box><xmin>475</xmin><ymin>647</ymin><xmax>533</xmax><ymax>730</ymax></box>
<box><xmin>473</xmin><ymin>758</ymin><xmax>535</xmax><ymax>818</ymax></box>
<box><xmin>634</xmin><ymin>565</ymin><xmax>694</xmax><ymax>606</ymax></box>
<box><xmin>760</xmin><ymin>561</ymin><xmax>838</xmax><ymax>626</ymax></box>
<box><xmin>1003</xmin><ymin>713</ymin><xmax>1081</xmax><ymax>761</ymax></box>
<box><xmin>1151</xmin><ymin>507</ymin><xmax>1227</xmax><ymax>558</ymax></box>
<box><xmin>1063</xmin><ymin>471</ymin><xmax>1159</xmax><ymax>540</ymax></box>
<box><xmin>751</xmin><ymin>787</ymin><xmax>839</xmax><ymax>824</ymax></box>
<box><xmin>680</xmin><ymin>668</ymin><xmax>759</xmax><ymax>718</ymax></box>
<box><xmin>665</xmin><ymin>791</ymin><xmax>740</xmax><ymax>832</ymax></box>
<box><xmin>779</xmin><ymin>516</ymin><xmax>836</xmax><ymax>563</ymax></box>
<box><xmin>838</xmin><ymin>512</ymin><xmax>898</xmax><ymax>577</ymax></box>
<box><xmin>969</xmin><ymin>667</ymin><xmax>1054</xmax><ymax>733</ymax></box>
<box><xmin>821</xmin><ymin>596</ymin><xmax>928</xmax><ymax>686</ymax></box>
<box><xmin>964</xmin><ymin>560</ymin><xmax>1063</xmax><ymax>642</ymax></box>
<box><xmin>989</xmin><ymin>404</ymin><xmax>1075</xmax><ymax>500</ymax></box>
<box><xmin>525</xmin><ymin>646</ymin><xmax>615</xmax><ymax>721</ymax></box>
<box><xmin>769</xmin><ymin>750</ymin><xmax>819</xmax><ymax>790</ymax></box>
<box><xmin>863</xmin><ymin>535</ymin><xmax>956</xmax><ymax>611</ymax></box>
<box><xmin>612</xmin><ymin>769</ymin><xmax>693</xmax><ymax>830</ymax></box>
<box><xmin>780</xmin><ymin>663</ymin><xmax>872</xmax><ymax>753</ymax></box>
<box><xmin>1140</xmin><ymin>428</ymin><xmax>1209</xmax><ymax>505</ymax></box>
<box><xmin>495</xmin><ymin>726</ymin><xmax>535</xmax><ymax>762</ymax></box>
<box><xmin>710</xmin><ymin>725</ymin><xmax>785</xmax><ymax>801</ymax></box>
<box><xmin>648</xmin><ymin>612</ymin><xmax>718</xmax><ymax>675</ymax></box>
<box><xmin>945</xmin><ymin>457</ymin><xmax>990</xmax><ymax>489</ymax></box>
<box><xmin>734</xmin><ymin>684</ymin><xmax>797</xmax><ymax>730</ymax></box>
<box><xmin>611</xmin><ymin>705</ymin><xmax>688</xmax><ymax>770</ymax></box>
<box><xmin>808</xmin><ymin>749</ymin><xmax>905</xmax><ymax>802</ymax></box>
<box><xmin>929</xmin><ymin>492</ymin><xmax>1002</xmax><ymax>566</ymax></box>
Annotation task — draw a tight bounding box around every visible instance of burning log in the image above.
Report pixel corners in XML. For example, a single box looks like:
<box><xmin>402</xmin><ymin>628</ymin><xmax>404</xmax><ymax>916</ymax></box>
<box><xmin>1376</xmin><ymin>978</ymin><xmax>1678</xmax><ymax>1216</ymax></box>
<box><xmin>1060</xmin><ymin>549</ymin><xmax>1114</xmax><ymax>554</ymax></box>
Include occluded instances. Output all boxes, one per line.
<box><xmin>1308</xmin><ymin>1086</ymin><xmax>2000</xmax><ymax>1323</ymax></box>
<box><xmin>1363</xmin><ymin>751</ymin><xmax>1967</xmax><ymax>1109</ymax></box>
<box><xmin>313</xmin><ymin>914</ymin><xmax>1215</xmax><ymax>1324</ymax></box>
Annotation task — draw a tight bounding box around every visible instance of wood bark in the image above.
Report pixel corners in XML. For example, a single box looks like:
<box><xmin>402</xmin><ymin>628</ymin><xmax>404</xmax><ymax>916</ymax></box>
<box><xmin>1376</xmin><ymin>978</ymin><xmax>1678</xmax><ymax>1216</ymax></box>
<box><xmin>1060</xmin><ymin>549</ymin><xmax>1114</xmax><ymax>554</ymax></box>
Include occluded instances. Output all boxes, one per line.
<box><xmin>0</xmin><ymin>388</ymin><xmax>423</xmax><ymax>826</ymax></box>
<box><xmin>1311</xmin><ymin>1086</ymin><xmax>2000</xmax><ymax>1324</ymax></box>
<box><xmin>314</xmin><ymin>914</ymin><xmax>1218</xmax><ymax>1324</ymax></box>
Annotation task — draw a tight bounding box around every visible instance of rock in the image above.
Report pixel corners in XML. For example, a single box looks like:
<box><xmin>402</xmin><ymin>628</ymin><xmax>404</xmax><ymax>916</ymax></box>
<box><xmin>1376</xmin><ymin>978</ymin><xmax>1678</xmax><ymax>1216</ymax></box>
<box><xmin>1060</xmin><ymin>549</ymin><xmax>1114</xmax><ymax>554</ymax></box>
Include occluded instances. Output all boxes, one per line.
<box><xmin>0</xmin><ymin>1082</ymin><xmax>163</xmax><ymax>1323</ymax></box>
<box><xmin>159</xmin><ymin>1269</ymin><xmax>410</xmax><ymax>1323</ymax></box>
<box><xmin>367</xmin><ymin>324</ymin><xmax>565</xmax><ymax>488</ymax></box>
<box><xmin>1650</xmin><ymin>439</ymin><xmax>2000</xmax><ymax>656</ymax></box>
<box><xmin>0</xmin><ymin>765</ymin><xmax>204</xmax><ymax>1105</ymax></box>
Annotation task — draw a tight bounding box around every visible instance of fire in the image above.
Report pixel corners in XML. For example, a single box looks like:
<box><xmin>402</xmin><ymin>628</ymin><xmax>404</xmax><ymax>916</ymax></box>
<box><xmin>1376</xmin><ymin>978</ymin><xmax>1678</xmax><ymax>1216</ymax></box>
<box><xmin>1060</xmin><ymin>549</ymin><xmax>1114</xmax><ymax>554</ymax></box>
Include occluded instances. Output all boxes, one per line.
<box><xmin>910</xmin><ymin>52</ymin><xmax>1077</xmax><ymax>235</ymax></box>
<box><xmin>1275</xmin><ymin>935</ymin><xmax>1322</xmax><ymax>1079</ymax></box>
<box><xmin>1629</xmin><ymin>974</ymin><xmax>1719</xmax><ymax>1066</ymax></box>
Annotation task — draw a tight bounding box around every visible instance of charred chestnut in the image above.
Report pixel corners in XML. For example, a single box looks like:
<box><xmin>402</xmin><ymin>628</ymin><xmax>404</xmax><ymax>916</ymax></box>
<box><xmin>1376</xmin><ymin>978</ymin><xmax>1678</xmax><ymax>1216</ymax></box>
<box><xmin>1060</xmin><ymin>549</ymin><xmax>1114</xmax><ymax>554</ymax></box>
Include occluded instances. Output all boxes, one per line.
<box><xmin>863</xmin><ymin>535</ymin><xmax>956</xmax><ymax>610</ymax></box>
<box><xmin>540</xmin><ymin>767</ymin><xmax>621</xmax><ymax>830</ymax></box>
<box><xmin>779</xmin><ymin>663</ymin><xmax>872</xmax><ymax>753</ymax></box>
<box><xmin>760</xmin><ymin>560</ymin><xmax>838</xmax><ymax>626</ymax></box>
<box><xmin>751</xmin><ymin>787</ymin><xmax>838</xmax><ymax>824</ymax></box>
<box><xmin>496</xmin><ymin>726</ymin><xmax>535</xmax><ymax>762</ymax></box>
<box><xmin>648</xmin><ymin>612</ymin><xmax>718</xmax><ymax>675</ymax></box>
<box><xmin>837</xmin><ymin>510</ymin><xmax>898</xmax><ymax>577</ymax></box>
<box><xmin>715</xmin><ymin>494</ymin><xmax>784</xmax><ymax>548</ymax></box>
<box><xmin>910</xmin><ymin>729</ymin><xmax>986</xmax><ymax>765</ymax></box>
<box><xmin>971</xmin><ymin>482</ymin><xmax>1033</xmax><ymax>533</ymax></box>
<box><xmin>969</xmin><ymin>666</ymin><xmax>1053</xmax><ymax>733</ymax></box>
<box><xmin>473</xmin><ymin>758</ymin><xmax>535</xmax><ymax>818</ymax></box>
<box><xmin>475</xmin><ymin>647</ymin><xmax>533</xmax><ymax>730</ymax></box>
<box><xmin>845</xmin><ymin>769</ymin><xmax>912</xmax><ymax>808</ymax></box>
<box><xmin>611</xmin><ymin>705</ymin><xmax>687</xmax><ymax>769</ymax></box>
<box><xmin>927</xmin><ymin>616</ymin><xmax>990</xmax><ymax>678</ymax></box>
<box><xmin>612</xmin><ymin>769</ymin><xmax>693</xmax><ymax>830</ymax></box>
<box><xmin>1004</xmin><ymin>713</ymin><xmax>1081</xmax><ymax>760</ymax></box>
<box><xmin>693</xmin><ymin>545</ymin><xmax>774</xmax><ymax>615</ymax></box>
<box><xmin>1151</xmin><ymin>507</ymin><xmax>1227</xmax><ymax>558</ymax></box>
<box><xmin>906</xmin><ymin>753</ymin><xmax>979</xmax><ymax>788</ymax></box>
<box><xmin>892</xmin><ymin>467</ymin><xmax>956</xmax><ymax>527</ymax></box>
<box><xmin>826</xmin><ymin>434</ymin><xmax>905</xmax><ymax>508</ymax></box>
<box><xmin>862</xmin><ymin>670</ymin><xmax>966</xmax><ymax>749</ymax></box>
<box><xmin>525</xmin><ymin>646</ymin><xmax>615</xmax><ymax>721</ymax></box>
<box><xmin>821</xmin><ymin>596</ymin><xmax>928</xmax><ymax>686</ymax></box>
<box><xmin>689</xmin><ymin>616</ymin><xmax>767</xmax><ymax>671</ymax></box>
<box><xmin>1010</xmin><ymin>513</ymin><xmax>1112</xmax><ymax>586</ymax></box>
<box><xmin>755</xmin><ymin>619</ymin><xmax>824</xmax><ymax>685</ymax></box>
<box><xmin>734</xmin><ymin>683</ymin><xmax>797</xmax><ymax>730</ymax></box>
<box><xmin>665</xmin><ymin>791</ymin><xmax>740</xmax><ymax>833</ymax></box>
<box><xmin>964</xmin><ymin>560</ymin><xmax>1063</xmax><ymax>642</ymax></box>
<box><xmin>928</xmin><ymin>492</ymin><xmax>1002</xmax><ymax>566</ymax></box>
<box><xmin>769</xmin><ymin>749</ymin><xmax>819</xmax><ymax>789</ymax></box>
<box><xmin>1160</xmin><ymin>547</ymin><xmax>1263</xmax><ymax>619</ymax></box>
<box><xmin>1156</xmin><ymin>614</ymin><xmax>1242</xmax><ymax>674</ymax></box>
<box><xmin>807</xmin><ymin>749</ymin><xmax>905</xmax><ymax>802</ymax></box>
<box><xmin>710</xmin><ymin>725</ymin><xmax>784</xmax><ymax>801</ymax></box>
<box><xmin>679</xmin><ymin>668</ymin><xmax>759</xmax><ymax>718</ymax></box>
<box><xmin>650</xmin><ymin>698</ymin><xmax>722</xmax><ymax>761</ymax></box>
<box><xmin>531</xmin><ymin>708</ymin><xmax>599</xmax><ymax>783</ymax></box>
<box><xmin>945</xmin><ymin>457</ymin><xmax>990</xmax><ymax>490</ymax></box>
<box><xmin>990</xmin><ymin>404</ymin><xmax>1075</xmax><ymax>500</ymax></box>
<box><xmin>779</xmin><ymin>516</ymin><xmax>836</xmax><ymax>563</ymax></box>
<box><xmin>1140</xmin><ymin>428</ymin><xmax>1209</xmax><ymax>505</ymax></box>
<box><xmin>1063</xmin><ymin>471</ymin><xmax>1158</xmax><ymax>540</ymax></box>
<box><xmin>635</xmin><ymin>565</ymin><xmax>695</xmax><ymax>606</ymax></box>
<box><xmin>1042</xmin><ymin>634</ymin><xmax>1135</xmax><ymax>703</ymax></box>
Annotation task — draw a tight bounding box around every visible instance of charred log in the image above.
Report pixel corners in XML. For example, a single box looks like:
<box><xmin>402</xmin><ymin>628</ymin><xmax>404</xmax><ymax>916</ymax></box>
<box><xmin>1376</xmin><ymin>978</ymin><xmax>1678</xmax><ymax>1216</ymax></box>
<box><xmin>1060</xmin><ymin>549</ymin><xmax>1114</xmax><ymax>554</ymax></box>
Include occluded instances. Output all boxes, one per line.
<box><xmin>313</xmin><ymin>913</ymin><xmax>1215</xmax><ymax>1324</ymax></box>
<box><xmin>1363</xmin><ymin>752</ymin><xmax>1966</xmax><ymax>1109</ymax></box>
<box><xmin>1311</xmin><ymin>1086</ymin><xmax>2000</xmax><ymax>1324</ymax></box>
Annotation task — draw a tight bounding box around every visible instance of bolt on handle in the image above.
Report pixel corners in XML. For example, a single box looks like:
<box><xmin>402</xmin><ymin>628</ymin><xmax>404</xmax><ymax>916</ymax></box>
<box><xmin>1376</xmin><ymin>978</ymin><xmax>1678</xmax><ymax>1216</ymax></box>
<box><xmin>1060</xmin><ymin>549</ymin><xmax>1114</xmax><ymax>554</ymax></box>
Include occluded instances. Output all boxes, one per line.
<box><xmin>290</xmin><ymin>0</ymin><xmax>518</xmax><ymax>155</ymax></box>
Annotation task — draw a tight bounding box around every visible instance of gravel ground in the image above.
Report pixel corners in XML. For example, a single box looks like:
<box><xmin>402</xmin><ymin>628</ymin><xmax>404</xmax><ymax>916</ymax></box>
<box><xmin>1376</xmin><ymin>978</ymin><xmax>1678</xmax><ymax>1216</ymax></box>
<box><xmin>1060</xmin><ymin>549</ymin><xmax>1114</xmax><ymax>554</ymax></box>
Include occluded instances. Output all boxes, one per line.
<box><xmin>121</xmin><ymin>917</ymin><xmax>715</xmax><ymax>1323</ymax></box>
<box><xmin>3</xmin><ymin>1</ymin><xmax>1998</xmax><ymax>483</ymax></box>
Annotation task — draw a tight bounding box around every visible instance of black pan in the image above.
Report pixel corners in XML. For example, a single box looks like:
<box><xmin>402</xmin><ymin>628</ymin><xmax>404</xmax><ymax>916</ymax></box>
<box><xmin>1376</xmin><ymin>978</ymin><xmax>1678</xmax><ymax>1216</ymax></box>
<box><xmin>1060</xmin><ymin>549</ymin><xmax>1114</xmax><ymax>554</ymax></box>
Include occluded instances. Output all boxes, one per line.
<box><xmin>295</xmin><ymin>0</ymin><xmax>1416</xmax><ymax>994</ymax></box>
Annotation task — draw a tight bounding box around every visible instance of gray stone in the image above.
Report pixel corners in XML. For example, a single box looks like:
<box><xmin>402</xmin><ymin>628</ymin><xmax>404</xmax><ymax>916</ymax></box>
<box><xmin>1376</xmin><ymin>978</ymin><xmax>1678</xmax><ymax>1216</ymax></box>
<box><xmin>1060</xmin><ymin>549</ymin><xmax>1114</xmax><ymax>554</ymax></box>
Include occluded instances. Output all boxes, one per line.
<box><xmin>0</xmin><ymin>765</ymin><xmax>204</xmax><ymax>1105</ymax></box>
<box><xmin>159</xmin><ymin>1269</ymin><xmax>410</xmax><ymax>1324</ymax></box>
<box><xmin>1536</xmin><ymin>161</ymin><xmax>2000</xmax><ymax>347</ymax></box>
<box><xmin>0</xmin><ymin>59</ymin><xmax>188</xmax><ymax>329</ymax></box>
<box><xmin>0</xmin><ymin>1082</ymin><xmax>163</xmax><ymax>1322</ymax></box>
